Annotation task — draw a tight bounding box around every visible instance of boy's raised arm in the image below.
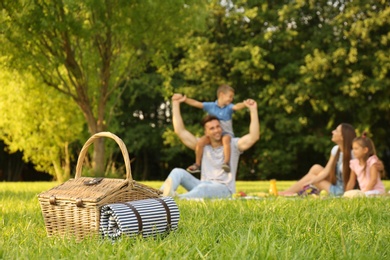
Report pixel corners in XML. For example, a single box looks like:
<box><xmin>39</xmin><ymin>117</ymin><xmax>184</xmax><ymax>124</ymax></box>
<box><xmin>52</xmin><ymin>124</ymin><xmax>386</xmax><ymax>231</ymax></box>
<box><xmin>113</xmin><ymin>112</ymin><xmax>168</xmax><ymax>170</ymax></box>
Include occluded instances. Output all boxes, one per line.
<box><xmin>232</xmin><ymin>102</ymin><xmax>246</xmax><ymax>111</ymax></box>
<box><xmin>184</xmin><ymin>96</ymin><xmax>203</xmax><ymax>109</ymax></box>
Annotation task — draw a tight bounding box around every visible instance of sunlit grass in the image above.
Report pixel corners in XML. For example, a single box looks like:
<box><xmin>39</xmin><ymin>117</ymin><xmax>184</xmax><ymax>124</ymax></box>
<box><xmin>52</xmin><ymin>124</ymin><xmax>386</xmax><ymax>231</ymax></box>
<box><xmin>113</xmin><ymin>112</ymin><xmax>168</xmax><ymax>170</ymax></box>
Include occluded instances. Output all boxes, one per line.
<box><xmin>1</xmin><ymin>181</ymin><xmax>389</xmax><ymax>259</ymax></box>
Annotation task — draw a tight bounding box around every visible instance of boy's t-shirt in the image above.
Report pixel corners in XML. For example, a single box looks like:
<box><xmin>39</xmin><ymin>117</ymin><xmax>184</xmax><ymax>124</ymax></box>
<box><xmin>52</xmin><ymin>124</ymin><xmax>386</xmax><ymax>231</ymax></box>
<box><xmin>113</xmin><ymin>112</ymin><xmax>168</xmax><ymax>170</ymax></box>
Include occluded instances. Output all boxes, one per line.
<box><xmin>203</xmin><ymin>101</ymin><xmax>234</xmax><ymax>136</ymax></box>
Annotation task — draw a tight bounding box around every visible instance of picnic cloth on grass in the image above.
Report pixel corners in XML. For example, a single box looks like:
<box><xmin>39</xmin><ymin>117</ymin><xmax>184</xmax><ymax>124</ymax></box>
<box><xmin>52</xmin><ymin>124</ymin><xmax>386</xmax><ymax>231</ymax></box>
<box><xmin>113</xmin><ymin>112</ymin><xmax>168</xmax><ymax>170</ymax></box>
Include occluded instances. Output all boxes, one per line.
<box><xmin>100</xmin><ymin>197</ymin><xmax>179</xmax><ymax>240</ymax></box>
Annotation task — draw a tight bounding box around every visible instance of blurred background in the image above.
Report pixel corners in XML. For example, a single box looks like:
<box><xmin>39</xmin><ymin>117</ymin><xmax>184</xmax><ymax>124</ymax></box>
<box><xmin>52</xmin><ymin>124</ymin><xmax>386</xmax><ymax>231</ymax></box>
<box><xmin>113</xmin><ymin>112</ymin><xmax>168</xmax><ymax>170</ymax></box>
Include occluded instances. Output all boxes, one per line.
<box><xmin>0</xmin><ymin>0</ymin><xmax>389</xmax><ymax>182</ymax></box>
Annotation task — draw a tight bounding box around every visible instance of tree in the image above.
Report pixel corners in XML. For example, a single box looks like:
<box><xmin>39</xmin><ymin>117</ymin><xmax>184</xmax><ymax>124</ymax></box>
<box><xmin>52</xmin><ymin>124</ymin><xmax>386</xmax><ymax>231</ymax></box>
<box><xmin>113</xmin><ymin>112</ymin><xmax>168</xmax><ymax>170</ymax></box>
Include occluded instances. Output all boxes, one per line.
<box><xmin>0</xmin><ymin>0</ymin><xmax>207</xmax><ymax>175</ymax></box>
<box><xmin>162</xmin><ymin>0</ymin><xmax>273</xmax><ymax>179</ymax></box>
<box><xmin>162</xmin><ymin>0</ymin><xmax>390</xmax><ymax>179</ymax></box>
<box><xmin>297</xmin><ymin>0</ymin><xmax>390</xmax><ymax>173</ymax></box>
<box><xmin>0</xmin><ymin>70</ymin><xmax>84</xmax><ymax>182</ymax></box>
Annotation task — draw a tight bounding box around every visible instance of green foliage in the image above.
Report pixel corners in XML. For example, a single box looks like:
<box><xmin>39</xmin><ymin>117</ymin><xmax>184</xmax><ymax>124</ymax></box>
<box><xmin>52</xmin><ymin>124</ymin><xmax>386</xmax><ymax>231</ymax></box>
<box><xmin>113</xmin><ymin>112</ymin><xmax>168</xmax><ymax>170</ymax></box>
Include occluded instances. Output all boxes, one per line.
<box><xmin>1</xmin><ymin>181</ymin><xmax>390</xmax><ymax>259</ymax></box>
<box><xmin>0</xmin><ymin>0</ymin><xmax>209</xmax><ymax>177</ymax></box>
<box><xmin>161</xmin><ymin>0</ymin><xmax>390</xmax><ymax>179</ymax></box>
<box><xmin>0</xmin><ymin>0</ymin><xmax>389</xmax><ymax>180</ymax></box>
<box><xmin>110</xmin><ymin>72</ymin><xmax>199</xmax><ymax>180</ymax></box>
<box><xmin>0</xmin><ymin>70</ymin><xmax>84</xmax><ymax>182</ymax></box>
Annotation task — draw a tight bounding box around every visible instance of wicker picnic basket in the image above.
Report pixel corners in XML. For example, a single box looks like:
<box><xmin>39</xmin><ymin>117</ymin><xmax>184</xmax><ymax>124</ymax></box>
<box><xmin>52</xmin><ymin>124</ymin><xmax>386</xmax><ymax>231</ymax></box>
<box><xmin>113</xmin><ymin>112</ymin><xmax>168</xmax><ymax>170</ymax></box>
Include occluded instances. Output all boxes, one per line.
<box><xmin>38</xmin><ymin>132</ymin><xmax>162</xmax><ymax>239</ymax></box>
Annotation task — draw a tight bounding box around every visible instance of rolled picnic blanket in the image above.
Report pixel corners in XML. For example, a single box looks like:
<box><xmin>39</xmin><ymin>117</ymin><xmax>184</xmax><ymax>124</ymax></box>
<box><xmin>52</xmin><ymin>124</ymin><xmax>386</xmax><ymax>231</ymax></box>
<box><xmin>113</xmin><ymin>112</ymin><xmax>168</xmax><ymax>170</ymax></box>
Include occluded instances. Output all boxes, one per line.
<box><xmin>100</xmin><ymin>197</ymin><xmax>179</xmax><ymax>240</ymax></box>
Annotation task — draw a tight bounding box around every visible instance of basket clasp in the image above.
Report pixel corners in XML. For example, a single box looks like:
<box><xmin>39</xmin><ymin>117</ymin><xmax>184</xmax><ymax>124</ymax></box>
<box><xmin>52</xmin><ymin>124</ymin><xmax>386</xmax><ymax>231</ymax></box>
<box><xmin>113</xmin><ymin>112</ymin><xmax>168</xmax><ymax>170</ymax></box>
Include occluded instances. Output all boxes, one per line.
<box><xmin>83</xmin><ymin>177</ymin><xmax>103</xmax><ymax>186</ymax></box>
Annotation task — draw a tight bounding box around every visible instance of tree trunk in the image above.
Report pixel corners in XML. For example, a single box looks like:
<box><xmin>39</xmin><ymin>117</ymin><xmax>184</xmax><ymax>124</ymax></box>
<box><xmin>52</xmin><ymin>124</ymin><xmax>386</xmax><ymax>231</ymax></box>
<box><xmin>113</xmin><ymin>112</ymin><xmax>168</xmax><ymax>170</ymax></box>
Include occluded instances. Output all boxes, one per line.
<box><xmin>63</xmin><ymin>142</ymin><xmax>71</xmax><ymax>180</ymax></box>
<box><xmin>92</xmin><ymin>138</ymin><xmax>105</xmax><ymax>176</ymax></box>
<box><xmin>93</xmin><ymin>100</ymin><xmax>107</xmax><ymax>176</ymax></box>
<box><xmin>52</xmin><ymin>159</ymin><xmax>63</xmax><ymax>183</ymax></box>
<box><xmin>77</xmin><ymin>99</ymin><xmax>106</xmax><ymax>176</ymax></box>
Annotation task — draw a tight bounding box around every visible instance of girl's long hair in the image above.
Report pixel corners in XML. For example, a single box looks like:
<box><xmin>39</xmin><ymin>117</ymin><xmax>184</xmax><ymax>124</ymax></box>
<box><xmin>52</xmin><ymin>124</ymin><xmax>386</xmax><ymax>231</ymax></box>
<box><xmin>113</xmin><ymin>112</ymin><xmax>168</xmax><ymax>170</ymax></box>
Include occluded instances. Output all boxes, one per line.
<box><xmin>328</xmin><ymin>123</ymin><xmax>356</xmax><ymax>189</ymax></box>
<box><xmin>353</xmin><ymin>134</ymin><xmax>385</xmax><ymax>178</ymax></box>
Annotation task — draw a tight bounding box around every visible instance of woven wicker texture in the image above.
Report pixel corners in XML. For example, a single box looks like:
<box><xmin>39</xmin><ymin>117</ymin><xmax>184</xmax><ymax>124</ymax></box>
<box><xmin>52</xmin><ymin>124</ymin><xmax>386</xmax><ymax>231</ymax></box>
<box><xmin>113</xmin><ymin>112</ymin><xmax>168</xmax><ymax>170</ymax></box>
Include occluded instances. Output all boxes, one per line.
<box><xmin>38</xmin><ymin>132</ymin><xmax>162</xmax><ymax>239</ymax></box>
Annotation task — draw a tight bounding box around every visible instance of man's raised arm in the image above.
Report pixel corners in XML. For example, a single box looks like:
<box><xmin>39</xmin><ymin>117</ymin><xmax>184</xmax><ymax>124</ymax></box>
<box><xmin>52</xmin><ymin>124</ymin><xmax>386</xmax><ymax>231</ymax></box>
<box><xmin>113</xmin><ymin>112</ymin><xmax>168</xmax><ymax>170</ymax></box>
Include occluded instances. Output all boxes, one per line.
<box><xmin>171</xmin><ymin>94</ymin><xmax>198</xmax><ymax>150</ymax></box>
<box><xmin>237</xmin><ymin>99</ymin><xmax>260</xmax><ymax>152</ymax></box>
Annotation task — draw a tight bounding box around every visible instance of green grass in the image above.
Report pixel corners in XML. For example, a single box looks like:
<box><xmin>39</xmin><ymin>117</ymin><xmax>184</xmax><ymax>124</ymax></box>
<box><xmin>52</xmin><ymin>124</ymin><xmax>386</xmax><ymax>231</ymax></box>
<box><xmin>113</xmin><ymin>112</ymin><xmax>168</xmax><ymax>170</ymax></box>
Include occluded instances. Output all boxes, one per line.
<box><xmin>1</xmin><ymin>181</ymin><xmax>390</xmax><ymax>259</ymax></box>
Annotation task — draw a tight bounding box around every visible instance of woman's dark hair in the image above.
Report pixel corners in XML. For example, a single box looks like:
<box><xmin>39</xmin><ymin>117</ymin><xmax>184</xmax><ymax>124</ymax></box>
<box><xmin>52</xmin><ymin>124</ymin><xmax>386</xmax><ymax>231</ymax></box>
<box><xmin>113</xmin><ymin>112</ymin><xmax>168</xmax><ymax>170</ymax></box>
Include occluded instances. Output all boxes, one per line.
<box><xmin>329</xmin><ymin>123</ymin><xmax>356</xmax><ymax>189</ymax></box>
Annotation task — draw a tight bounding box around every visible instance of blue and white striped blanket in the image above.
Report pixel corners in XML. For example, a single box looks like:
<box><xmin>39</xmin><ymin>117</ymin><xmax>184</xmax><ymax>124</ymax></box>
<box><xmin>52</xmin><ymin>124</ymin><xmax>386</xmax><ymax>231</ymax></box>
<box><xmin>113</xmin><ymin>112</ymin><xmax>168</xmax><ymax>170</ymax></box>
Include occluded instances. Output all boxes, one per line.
<box><xmin>100</xmin><ymin>197</ymin><xmax>179</xmax><ymax>240</ymax></box>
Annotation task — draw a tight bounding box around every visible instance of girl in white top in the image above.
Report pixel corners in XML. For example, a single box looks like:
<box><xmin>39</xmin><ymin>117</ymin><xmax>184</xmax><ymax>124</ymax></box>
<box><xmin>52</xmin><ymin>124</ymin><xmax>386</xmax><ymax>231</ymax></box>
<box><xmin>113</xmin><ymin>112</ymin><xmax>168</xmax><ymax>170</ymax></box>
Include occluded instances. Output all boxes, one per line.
<box><xmin>349</xmin><ymin>133</ymin><xmax>386</xmax><ymax>195</ymax></box>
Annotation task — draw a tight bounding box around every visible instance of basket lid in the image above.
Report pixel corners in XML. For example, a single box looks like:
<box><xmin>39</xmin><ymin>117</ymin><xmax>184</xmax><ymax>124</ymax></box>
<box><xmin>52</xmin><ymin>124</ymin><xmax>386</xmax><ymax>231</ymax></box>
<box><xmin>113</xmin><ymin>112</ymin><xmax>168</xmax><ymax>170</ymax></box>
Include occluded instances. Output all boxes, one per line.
<box><xmin>38</xmin><ymin>177</ymin><xmax>130</xmax><ymax>203</ymax></box>
<box><xmin>39</xmin><ymin>132</ymin><xmax>141</xmax><ymax>204</ymax></box>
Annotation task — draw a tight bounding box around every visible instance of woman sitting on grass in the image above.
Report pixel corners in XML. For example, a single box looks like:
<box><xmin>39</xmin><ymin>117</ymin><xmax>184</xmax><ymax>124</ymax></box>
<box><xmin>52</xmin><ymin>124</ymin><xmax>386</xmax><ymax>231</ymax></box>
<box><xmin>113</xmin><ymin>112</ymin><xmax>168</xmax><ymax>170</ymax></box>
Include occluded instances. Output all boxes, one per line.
<box><xmin>347</xmin><ymin>133</ymin><xmax>386</xmax><ymax>196</ymax></box>
<box><xmin>279</xmin><ymin>123</ymin><xmax>357</xmax><ymax>196</ymax></box>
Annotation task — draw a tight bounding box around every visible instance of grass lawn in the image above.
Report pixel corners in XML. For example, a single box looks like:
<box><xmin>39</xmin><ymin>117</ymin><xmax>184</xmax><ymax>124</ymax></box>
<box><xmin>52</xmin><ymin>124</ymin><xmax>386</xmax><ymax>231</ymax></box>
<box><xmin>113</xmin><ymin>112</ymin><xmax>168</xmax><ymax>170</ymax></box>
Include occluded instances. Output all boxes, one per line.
<box><xmin>1</xmin><ymin>181</ymin><xmax>389</xmax><ymax>259</ymax></box>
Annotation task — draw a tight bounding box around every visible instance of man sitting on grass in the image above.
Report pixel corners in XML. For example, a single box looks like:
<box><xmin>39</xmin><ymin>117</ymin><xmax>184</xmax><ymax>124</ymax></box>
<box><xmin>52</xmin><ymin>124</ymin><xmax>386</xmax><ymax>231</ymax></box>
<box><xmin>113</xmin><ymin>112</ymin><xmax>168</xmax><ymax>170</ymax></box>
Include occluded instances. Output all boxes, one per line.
<box><xmin>160</xmin><ymin>93</ymin><xmax>260</xmax><ymax>199</ymax></box>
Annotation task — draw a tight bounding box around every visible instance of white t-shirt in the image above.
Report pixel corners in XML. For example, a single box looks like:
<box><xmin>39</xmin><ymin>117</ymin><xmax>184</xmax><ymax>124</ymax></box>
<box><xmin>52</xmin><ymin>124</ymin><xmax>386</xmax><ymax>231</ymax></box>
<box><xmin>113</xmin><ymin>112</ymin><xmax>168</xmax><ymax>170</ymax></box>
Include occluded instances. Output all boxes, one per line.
<box><xmin>200</xmin><ymin>138</ymin><xmax>242</xmax><ymax>193</ymax></box>
<box><xmin>331</xmin><ymin>145</ymin><xmax>354</xmax><ymax>188</ymax></box>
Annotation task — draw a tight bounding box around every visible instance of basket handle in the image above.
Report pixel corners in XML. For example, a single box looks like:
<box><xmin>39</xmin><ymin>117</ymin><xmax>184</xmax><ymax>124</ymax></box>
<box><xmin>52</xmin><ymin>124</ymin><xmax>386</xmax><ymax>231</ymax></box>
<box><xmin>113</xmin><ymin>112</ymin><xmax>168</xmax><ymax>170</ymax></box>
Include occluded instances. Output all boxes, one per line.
<box><xmin>75</xmin><ymin>132</ymin><xmax>133</xmax><ymax>181</ymax></box>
